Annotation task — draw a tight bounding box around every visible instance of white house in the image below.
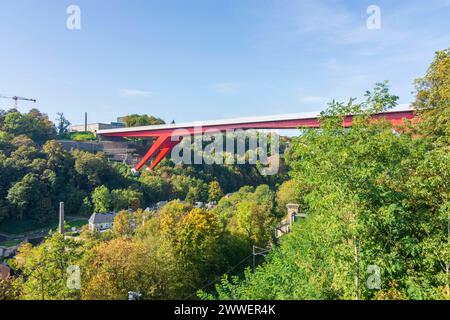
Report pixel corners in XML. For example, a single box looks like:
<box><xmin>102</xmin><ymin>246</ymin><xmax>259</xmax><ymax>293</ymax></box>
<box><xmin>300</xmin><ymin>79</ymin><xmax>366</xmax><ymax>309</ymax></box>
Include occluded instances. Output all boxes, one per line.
<box><xmin>88</xmin><ymin>212</ymin><xmax>117</xmax><ymax>232</ymax></box>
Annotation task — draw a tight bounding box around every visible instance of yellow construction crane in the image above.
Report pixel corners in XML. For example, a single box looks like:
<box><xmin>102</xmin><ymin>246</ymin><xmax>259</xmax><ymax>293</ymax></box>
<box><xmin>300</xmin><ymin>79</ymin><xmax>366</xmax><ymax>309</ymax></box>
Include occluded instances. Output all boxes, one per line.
<box><xmin>0</xmin><ymin>95</ymin><xmax>37</xmax><ymax>108</ymax></box>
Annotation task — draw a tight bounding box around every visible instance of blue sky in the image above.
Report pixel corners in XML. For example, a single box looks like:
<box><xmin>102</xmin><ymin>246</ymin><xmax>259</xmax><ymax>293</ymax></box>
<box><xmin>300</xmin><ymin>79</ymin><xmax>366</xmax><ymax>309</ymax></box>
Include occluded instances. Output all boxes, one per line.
<box><xmin>0</xmin><ymin>0</ymin><xmax>449</xmax><ymax>125</ymax></box>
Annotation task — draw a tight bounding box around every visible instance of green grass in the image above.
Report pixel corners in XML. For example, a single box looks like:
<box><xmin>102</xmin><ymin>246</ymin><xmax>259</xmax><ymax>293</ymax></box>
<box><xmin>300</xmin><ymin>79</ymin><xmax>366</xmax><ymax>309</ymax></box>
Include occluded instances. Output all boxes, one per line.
<box><xmin>0</xmin><ymin>217</ymin><xmax>87</xmax><ymax>236</ymax></box>
<box><xmin>0</xmin><ymin>239</ymin><xmax>23</xmax><ymax>248</ymax></box>
<box><xmin>65</xmin><ymin>219</ymin><xmax>87</xmax><ymax>230</ymax></box>
<box><xmin>68</xmin><ymin>132</ymin><xmax>96</xmax><ymax>141</ymax></box>
<box><xmin>0</xmin><ymin>218</ymin><xmax>59</xmax><ymax>235</ymax></box>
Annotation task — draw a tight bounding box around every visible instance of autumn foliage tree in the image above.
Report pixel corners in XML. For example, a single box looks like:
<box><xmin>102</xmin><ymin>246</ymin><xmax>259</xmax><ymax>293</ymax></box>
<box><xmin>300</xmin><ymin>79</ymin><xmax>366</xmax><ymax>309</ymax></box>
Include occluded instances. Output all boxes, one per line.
<box><xmin>205</xmin><ymin>76</ymin><xmax>449</xmax><ymax>300</ymax></box>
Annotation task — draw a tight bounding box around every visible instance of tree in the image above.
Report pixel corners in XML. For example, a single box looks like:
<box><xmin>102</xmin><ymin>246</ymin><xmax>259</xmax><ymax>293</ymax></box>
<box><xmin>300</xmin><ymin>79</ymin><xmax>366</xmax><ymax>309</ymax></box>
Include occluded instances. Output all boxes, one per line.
<box><xmin>233</xmin><ymin>185</ymin><xmax>276</xmax><ymax>247</ymax></box>
<box><xmin>159</xmin><ymin>200</ymin><xmax>192</xmax><ymax>241</ymax></box>
<box><xmin>0</xmin><ymin>130</ymin><xmax>13</xmax><ymax>153</ymax></box>
<box><xmin>11</xmin><ymin>233</ymin><xmax>81</xmax><ymax>300</ymax></box>
<box><xmin>140</xmin><ymin>173</ymin><xmax>170</xmax><ymax>203</ymax></box>
<box><xmin>0</xmin><ymin>276</ymin><xmax>21</xmax><ymax>300</ymax></box>
<box><xmin>72</xmin><ymin>150</ymin><xmax>111</xmax><ymax>187</ymax></box>
<box><xmin>80</xmin><ymin>196</ymin><xmax>93</xmax><ymax>215</ymax></box>
<box><xmin>175</xmin><ymin>208</ymin><xmax>223</xmax><ymax>291</ymax></box>
<box><xmin>413</xmin><ymin>47</ymin><xmax>450</xmax><ymax>146</ymax></box>
<box><xmin>91</xmin><ymin>185</ymin><xmax>112</xmax><ymax>213</ymax></box>
<box><xmin>2</xmin><ymin>109</ymin><xmax>56</xmax><ymax>143</ymax></box>
<box><xmin>80</xmin><ymin>238</ymin><xmax>137</xmax><ymax>300</ymax></box>
<box><xmin>113</xmin><ymin>210</ymin><xmax>135</xmax><ymax>237</ymax></box>
<box><xmin>7</xmin><ymin>173</ymin><xmax>51</xmax><ymax>221</ymax></box>
<box><xmin>122</xmin><ymin>114</ymin><xmax>165</xmax><ymax>127</ymax></box>
<box><xmin>111</xmin><ymin>188</ymin><xmax>142</xmax><ymax>211</ymax></box>
<box><xmin>169</xmin><ymin>175</ymin><xmax>197</xmax><ymax>200</ymax></box>
<box><xmin>80</xmin><ymin>234</ymin><xmax>183</xmax><ymax>300</ymax></box>
<box><xmin>55</xmin><ymin>113</ymin><xmax>71</xmax><ymax>138</ymax></box>
<box><xmin>42</xmin><ymin>140</ymin><xmax>69</xmax><ymax>170</ymax></box>
<box><xmin>275</xmin><ymin>179</ymin><xmax>302</xmax><ymax>218</ymax></box>
<box><xmin>207</xmin><ymin>82</ymin><xmax>449</xmax><ymax>300</ymax></box>
<box><xmin>208</xmin><ymin>181</ymin><xmax>224</xmax><ymax>203</ymax></box>
<box><xmin>214</xmin><ymin>185</ymin><xmax>276</xmax><ymax>248</ymax></box>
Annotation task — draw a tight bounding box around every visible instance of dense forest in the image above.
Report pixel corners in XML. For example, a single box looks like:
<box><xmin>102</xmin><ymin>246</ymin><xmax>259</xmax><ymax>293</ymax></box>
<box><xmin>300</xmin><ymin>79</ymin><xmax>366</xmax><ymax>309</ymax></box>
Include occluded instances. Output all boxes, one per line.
<box><xmin>201</xmin><ymin>48</ymin><xmax>449</xmax><ymax>300</ymax></box>
<box><xmin>0</xmin><ymin>48</ymin><xmax>448</xmax><ymax>300</ymax></box>
<box><xmin>0</xmin><ymin>109</ymin><xmax>283</xmax><ymax>225</ymax></box>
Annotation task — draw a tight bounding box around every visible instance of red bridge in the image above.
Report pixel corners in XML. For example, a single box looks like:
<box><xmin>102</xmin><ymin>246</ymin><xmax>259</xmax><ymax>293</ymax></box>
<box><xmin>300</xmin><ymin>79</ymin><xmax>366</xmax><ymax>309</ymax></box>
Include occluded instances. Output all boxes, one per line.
<box><xmin>97</xmin><ymin>106</ymin><xmax>415</xmax><ymax>172</ymax></box>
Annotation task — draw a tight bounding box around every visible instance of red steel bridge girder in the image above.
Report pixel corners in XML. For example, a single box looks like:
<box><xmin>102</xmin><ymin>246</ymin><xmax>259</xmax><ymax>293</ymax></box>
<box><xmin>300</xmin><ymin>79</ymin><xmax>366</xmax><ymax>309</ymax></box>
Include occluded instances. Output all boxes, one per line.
<box><xmin>99</xmin><ymin>109</ymin><xmax>415</xmax><ymax>171</ymax></box>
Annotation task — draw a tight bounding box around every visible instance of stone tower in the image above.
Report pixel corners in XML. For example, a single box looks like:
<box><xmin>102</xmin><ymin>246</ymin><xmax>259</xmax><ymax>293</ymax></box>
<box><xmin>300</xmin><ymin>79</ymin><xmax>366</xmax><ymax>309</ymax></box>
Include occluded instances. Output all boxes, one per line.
<box><xmin>286</xmin><ymin>203</ymin><xmax>300</xmax><ymax>227</ymax></box>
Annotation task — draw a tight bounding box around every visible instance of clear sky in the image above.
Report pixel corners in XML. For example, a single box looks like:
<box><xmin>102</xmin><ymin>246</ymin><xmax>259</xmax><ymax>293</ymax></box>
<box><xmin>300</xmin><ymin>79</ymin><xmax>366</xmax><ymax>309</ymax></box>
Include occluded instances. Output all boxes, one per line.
<box><xmin>0</xmin><ymin>0</ymin><xmax>449</xmax><ymax>125</ymax></box>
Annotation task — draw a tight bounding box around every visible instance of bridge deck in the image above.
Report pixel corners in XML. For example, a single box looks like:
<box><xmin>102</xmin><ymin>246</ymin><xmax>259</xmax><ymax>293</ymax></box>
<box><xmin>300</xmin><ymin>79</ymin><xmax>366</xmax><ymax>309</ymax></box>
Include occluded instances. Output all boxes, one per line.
<box><xmin>97</xmin><ymin>105</ymin><xmax>415</xmax><ymax>171</ymax></box>
<box><xmin>97</xmin><ymin>105</ymin><xmax>414</xmax><ymax>137</ymax></box>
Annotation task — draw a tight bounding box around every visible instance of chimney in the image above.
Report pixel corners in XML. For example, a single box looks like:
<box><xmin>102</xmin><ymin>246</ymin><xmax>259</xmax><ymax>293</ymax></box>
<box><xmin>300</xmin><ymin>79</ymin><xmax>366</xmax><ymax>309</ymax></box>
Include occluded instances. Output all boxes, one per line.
<box><xmin>59</xmin><ymin>202</ymin><xmax>65</xmax><ymax>235</ymax></box>
<box><xmin>84</xmin><ymin>112</ymin><xmax>88</xmax><ymax>132</ymax></box>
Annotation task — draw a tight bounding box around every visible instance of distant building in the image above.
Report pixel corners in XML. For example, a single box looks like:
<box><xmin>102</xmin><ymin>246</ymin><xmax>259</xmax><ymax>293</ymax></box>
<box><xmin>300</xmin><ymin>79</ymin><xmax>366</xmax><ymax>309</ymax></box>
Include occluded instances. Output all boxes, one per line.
<box><xmin>69</xmin><ymin>122</ymin><xmax>125</xmax><ymax>134</ymax></box>
<box><xmin>145</xmin><ymin>201</ymin><xmax>169</xmax><ymax>212</ymax></box>
<box><xmin>194</xmin><ymin>202</ymin><xmax>204</xmax><ymax>208</ymax></box>
<box><xmin>156</xmin><ymin>201</ymin><xmax>168</xmax><ymax>209</ymax></box>
<box><xmin>116</xmin><ymin>116</ymin><xmax>127</xmax><ymax>123</ymax></box>
<box><xmin>205</xmin><ymin>201</ymin><xmax>217</xmax><ymax>210</ymax></box>
<box><xmin>88</xmin><ymin>212</ymin><xmax>117</xmax><ymax>232</ymax></box>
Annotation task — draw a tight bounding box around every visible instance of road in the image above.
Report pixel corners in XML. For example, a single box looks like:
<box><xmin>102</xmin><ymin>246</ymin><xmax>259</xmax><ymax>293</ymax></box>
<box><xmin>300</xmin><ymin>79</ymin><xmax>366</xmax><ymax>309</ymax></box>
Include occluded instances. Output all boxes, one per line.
<box><xmin>0</xmin><ymin>216</ymin><xmax>88</xmax><ymax>241</ymax></box>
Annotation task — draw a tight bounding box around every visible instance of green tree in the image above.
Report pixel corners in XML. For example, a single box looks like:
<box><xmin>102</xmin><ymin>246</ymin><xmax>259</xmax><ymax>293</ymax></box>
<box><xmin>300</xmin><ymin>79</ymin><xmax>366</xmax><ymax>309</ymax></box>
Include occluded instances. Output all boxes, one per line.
<box><xmin>7</xmin><ymin>173</ymin><xmax>52</xmax><ymax>221</ymax></box>
<box><xmin>111</xmin><ymin>188</ymin><xmax>142</xmax><ymax>211</ymax></box>
<box><xmin>80</xmin><ymin>234</ymin><xmax>182</xmax><ymax>300</ymax></box>
<box><xmin>413</xmin><ymin>47</ymin><xmax>450</xmax><ymax>146</ymax></box>
<box><xmin>214</xmin><ymin>185</ymin><xmax>276</xmax><ymax>248</ymax></box>
<box><xmin>0</xmin><ymin>276</ymin><xmax>21</xmax><ymax>300</ymax></box>
<box><xmin>2</xmin><ymin>109</ymin><xmax>56</xmax><ymax>143</ymax></box>
<box><xmin>122</xmin><ymin>114</ymin><xmax>165</xmax><ymax>127</ymax></box>
<box><xmin>113</xmin><ymin>210</ymin><xmax>135</xmax><ymax>237</ymax></box>
<box><xmin>207</xmin><ymin>81</ymin><xmax>449</xmax><ymax>300</ymax></box>
<box><xmin>275</xmin><ymin>179</ymin><xmax>302</xmax><ymax>218</ymax></box>
<box><xmin>11</xmin><ymin>233</ymin><xmax>81</xmax><ymax>300</ymax></box>
<box><xmin>42</xmin><ymin>140</ymin><xmax>69</xmax><ymax>171</ymax></box>
<box><xmin>233</xmin><ymin>185</ymin><xmax>276</xmax><ymax>247</ymax></box>
<box><xmin>72</xmin><ymin>150</ymin><xmax>111</xmax><ymax>187</ymax></box>
<box><xmin>139</xmin><ymin>173</ymin><xmax>170</xmax><ymax>203</ymax></box>
<box><xmin>55</xmin><ymin>113</ymin><xmax>71</xmax><ymax>138</ymax></box>
<box><xmin>91</xmin><ymin>185</ymin><xmax>112</xmax><ymax>213</ymax></box>
<box><xmin>80</xmin><ymin>196</ymin><xmax>93</xmax><ymax>215</ymax></box>
<box><xmin>159</xmin><ymin>200</ymin><xmax>193</xmax><ymax>241</ymax></box>
<box><xmin>176</xmin><ymin>208</ymin><xmax>224</xmax><ymax>292</ymax></box>
<box><xmin>208</xmin><ymin>181</ymin><xmax>224</xmax><ymax>203</ymax></box>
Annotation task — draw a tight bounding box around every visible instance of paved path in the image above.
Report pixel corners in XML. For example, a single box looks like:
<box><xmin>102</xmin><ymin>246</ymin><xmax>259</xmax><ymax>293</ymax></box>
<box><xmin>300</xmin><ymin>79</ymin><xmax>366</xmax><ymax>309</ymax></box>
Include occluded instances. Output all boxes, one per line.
<box><xmin>0</xmin><ymin>216</ymin><xmax>88</xmax><ymax>240</ymax></box>
<box><xmin>0</xmin><ymin>232</ymin><xmax>15</xmax><ymax>239</ymax></box>
<box><xmin>66</xmin><ymin>216</ymin><xmax>89</xmax><ymax>221</ymax></box>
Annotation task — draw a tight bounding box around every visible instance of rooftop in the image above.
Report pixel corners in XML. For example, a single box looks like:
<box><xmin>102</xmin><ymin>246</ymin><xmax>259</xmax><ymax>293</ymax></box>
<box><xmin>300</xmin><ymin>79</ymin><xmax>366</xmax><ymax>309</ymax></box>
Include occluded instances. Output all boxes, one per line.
<box><xmin>88</xmin><ymin>212</ymin><xmax>117</xmax><ymax>224</ymax></box>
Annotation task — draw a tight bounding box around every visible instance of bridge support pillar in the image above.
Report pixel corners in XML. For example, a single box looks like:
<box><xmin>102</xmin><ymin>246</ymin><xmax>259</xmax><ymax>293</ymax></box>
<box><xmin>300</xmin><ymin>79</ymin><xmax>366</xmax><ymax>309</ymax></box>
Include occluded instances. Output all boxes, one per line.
<box><xmin>134</xmin><ymin>134</ymin><xmax>183</xmax><ymax>171</ymax></box>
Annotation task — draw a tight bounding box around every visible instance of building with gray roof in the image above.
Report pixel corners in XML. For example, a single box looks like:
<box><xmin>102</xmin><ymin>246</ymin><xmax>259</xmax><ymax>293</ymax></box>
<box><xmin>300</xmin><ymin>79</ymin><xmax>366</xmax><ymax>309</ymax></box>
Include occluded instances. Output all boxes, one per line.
<box><xmin>88</xmin><ymin>212</ymin><xmax>117</xmax><ymax>232</ymax></box>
